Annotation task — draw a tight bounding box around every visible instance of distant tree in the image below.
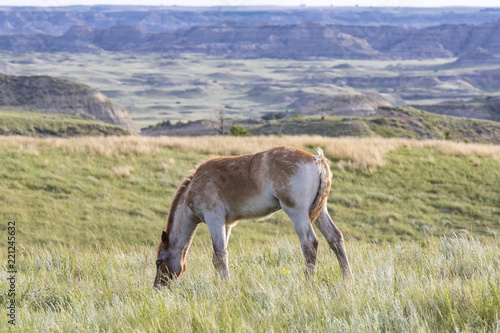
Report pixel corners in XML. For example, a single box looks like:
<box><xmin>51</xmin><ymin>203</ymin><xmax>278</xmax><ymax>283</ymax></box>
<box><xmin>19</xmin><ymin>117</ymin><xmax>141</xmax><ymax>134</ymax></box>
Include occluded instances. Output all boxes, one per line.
<box><xmin>211</xmin><ymin>107</ymin><xmax>227</xmax><ymax>135</ymax></box>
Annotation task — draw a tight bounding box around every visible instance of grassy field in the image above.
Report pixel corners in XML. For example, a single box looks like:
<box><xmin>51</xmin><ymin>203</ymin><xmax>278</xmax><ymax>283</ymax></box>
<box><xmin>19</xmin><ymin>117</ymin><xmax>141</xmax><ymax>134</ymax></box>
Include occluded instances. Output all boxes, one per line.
<box><xmin>3</xmin><ymin>52</ymin><xmax>498</xmax><ymax>128</ymax></box>
<box><xmin>6</xmin><ymin>236</ymin><xmax>500</xmax><ymax>332</ymax></box>
<box><xmin>0</xmin><ymin>109</ymin><xmax>132</xmax><ymax>137</ymax></box>
<box><xmin>0</xmin><ymin>136</ymin><xmax>499</xmax><ymax>331</ymax></box>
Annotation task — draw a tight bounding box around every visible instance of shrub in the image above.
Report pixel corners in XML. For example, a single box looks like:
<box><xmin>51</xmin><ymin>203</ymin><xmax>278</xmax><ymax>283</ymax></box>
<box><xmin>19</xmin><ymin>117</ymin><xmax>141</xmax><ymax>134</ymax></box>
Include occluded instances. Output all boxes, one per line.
<box><xmin>372</xmin><ymin>117</ymin><xmax>389</xmax><ymax>126</ymax></box>
<box><xmin>261</xmin><ymin>112</ymin><xmax>287</xmax><ymax>121</ymax></box>
<box><xmin>230</xmin><ymin>125</ymin><xmax>251</xmax><ymax>137</ymax></box>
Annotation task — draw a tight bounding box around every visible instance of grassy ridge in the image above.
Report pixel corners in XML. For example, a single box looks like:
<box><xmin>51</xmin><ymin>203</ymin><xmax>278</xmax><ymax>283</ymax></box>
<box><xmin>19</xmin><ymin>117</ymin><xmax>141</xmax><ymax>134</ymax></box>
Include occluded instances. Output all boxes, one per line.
<box><xmin>251</xmin><ymin>107</ymin><xmax>500</xmax><ymax>144</ymax></box>
<box><xmin>0</xmin><ymin>109</ymin><xmax>132</xmax><ymax>137</ymax></box>
<box><xmin>0</xmin><ymin>136</ymin><xmax>498</xmax><ymax>331</ymax></box>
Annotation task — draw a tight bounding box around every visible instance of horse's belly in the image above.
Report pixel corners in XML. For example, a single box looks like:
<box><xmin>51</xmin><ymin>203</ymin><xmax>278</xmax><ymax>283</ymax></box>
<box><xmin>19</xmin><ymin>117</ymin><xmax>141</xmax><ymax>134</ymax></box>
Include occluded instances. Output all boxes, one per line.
<box><xmin>227</xmin><ymin>195</ymin><xmax>281</xmax><ymax>222</ymax></box>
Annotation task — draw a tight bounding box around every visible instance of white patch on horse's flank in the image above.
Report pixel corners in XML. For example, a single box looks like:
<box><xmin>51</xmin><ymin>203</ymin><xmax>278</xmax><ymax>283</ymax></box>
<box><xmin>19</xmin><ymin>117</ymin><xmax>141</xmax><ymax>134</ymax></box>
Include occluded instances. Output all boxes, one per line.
<box><xmin>281</xmin><ymin>162</ymin><xmax>318</xmax><ymax>209</ymax></box>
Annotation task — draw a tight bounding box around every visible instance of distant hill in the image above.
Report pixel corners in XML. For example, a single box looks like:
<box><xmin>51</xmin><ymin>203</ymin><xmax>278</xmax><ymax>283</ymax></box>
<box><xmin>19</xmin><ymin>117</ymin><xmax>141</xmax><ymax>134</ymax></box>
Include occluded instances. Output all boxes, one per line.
<box><xmin>1</xmin><ymin>20</ymin><xmax>500</xmax><ymax>60</ymax></box>
<box><xmin>413</xmin><ymin>96</ymin><xmax>500</xmax><ymax>122</ymax></box>
<box><xmin>1</xmin><ymin>6</ymin><xmax>499</xmax><ymax>35</ymax></box>
<box><xmin>0</xmin><ymin>22</ymin><xmax>380</xmax><ymax>60</ymax></box>
<box><xmin>0</xmin><ymin>73</ymin><xmax>137</xmax><ymax>131</ymax></box>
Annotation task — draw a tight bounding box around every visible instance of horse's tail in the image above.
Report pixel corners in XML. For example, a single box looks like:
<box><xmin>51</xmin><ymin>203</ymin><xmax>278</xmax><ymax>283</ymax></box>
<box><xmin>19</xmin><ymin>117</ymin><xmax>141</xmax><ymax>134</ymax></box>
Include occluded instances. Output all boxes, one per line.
<box><xmin>309</xmin><ymin>147</ymin><xmax>332</xmax><ymax>224</ymax></box>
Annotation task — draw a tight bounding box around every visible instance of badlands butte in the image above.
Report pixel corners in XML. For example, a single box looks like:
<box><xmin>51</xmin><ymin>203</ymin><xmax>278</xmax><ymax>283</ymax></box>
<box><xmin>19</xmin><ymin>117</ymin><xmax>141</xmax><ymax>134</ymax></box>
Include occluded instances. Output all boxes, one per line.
<box><xmin>2</xmin><ymin>20</ymin><xmax>500</xmax><ymax>60</ymax></box>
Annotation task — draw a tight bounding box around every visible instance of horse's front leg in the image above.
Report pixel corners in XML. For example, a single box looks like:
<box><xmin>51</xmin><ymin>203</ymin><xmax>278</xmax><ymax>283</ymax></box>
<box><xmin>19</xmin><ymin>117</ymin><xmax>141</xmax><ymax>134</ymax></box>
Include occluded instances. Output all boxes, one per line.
<box><xmin>205</xmin><ymin>214</ymin><xmax>230</xmax><ymax>280</ymax></box>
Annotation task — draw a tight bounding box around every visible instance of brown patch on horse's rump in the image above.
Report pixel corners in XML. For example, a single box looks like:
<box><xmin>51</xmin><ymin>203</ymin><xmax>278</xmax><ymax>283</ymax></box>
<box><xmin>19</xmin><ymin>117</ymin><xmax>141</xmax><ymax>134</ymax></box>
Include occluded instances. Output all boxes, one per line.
<box><xmin>268</xmin><ymin>147</ymin><xmax>314</xmax><ymax>208</ymax></box>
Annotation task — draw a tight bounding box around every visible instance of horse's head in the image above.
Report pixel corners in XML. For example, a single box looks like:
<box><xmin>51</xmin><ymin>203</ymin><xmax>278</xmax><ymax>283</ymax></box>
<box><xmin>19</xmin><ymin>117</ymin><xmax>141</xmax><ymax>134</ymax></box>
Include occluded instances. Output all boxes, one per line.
<box><xmin>154</xmin><ymin>231</ymin><xmax>186</xmax><ymax>289</ymax></box>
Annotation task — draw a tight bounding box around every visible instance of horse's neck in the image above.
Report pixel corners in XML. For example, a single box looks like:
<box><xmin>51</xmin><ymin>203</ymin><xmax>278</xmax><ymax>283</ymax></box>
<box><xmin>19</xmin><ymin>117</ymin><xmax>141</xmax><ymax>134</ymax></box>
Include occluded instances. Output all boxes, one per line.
<box><xmin>169</xmin><ymin>196</ymin><xmax>198</xmax><ymax>253</ymax></box>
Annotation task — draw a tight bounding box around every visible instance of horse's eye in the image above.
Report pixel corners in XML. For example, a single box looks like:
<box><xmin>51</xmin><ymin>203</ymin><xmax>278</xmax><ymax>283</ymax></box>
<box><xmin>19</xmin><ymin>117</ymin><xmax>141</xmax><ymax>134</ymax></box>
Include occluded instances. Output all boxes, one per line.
<box><xmin>156</xmin><ymin>260</ymin><xmax>162</xmax><ymax>267</ymax></box>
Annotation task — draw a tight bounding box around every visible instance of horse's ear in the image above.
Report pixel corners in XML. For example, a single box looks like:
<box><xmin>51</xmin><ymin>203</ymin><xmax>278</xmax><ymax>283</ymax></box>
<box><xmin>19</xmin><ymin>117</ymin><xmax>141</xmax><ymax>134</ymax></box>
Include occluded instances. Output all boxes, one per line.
<box><xmin>162</xmin><ymin>231</ymin><xmax>168</xmax><ymax>245</ymax></box>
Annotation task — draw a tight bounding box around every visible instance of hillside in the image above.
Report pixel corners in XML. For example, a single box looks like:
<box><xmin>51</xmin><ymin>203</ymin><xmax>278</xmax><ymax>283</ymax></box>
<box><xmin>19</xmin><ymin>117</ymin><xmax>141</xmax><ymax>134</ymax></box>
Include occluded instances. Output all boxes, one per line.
<box><xmin>445</xmin><ymin>47</ymin><xmax>500</xmax><ymax>67</ymax></box>
<box><xmin>0</xmin><ymin>73</ymin><xmax>137</xmax><ymax>131</ymax></box>
<box><xmin>0</xmin><ymin>109</ymin><xmax>132</xmax><ymax>137</ymax></box>
<box><xmin>256</xmin><ymin>106</ymin><xmax>500</xmax><ymax>143</ymax></box>
<box><xmin>414</xmin><ymin>96</ymin><xmax>500</xmax><ymax>122</ymax></box>
<box><xmin>2</xmin><ymin>20</ymin><xmax>500</xmax><ymax>60</ymax></box>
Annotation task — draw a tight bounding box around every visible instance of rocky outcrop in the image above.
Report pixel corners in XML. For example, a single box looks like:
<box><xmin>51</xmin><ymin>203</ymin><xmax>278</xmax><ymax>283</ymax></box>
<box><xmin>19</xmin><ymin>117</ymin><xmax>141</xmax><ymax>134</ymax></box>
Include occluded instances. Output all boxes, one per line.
<box><xmin>0</xmin><ymin>73</ymin><xmax>137</xmax><ymax>131</ymax></box>
<box><xmin>296</xmin><ymin>93</ymin><xmax>391</xmax><ymax>116</ymax></box>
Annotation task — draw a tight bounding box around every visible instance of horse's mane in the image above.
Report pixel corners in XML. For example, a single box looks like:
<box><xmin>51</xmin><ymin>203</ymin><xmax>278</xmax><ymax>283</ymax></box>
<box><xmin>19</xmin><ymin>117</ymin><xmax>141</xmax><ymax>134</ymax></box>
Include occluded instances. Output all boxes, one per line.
<box><xmin>195</xmin><ymin>154</ymin><xmax>221</xmax><ymax>169</ymax></box>
<box><xmin>164</xmin><ymin>172</ymin><xmax>195</xmax><ymax>240</ymax></box>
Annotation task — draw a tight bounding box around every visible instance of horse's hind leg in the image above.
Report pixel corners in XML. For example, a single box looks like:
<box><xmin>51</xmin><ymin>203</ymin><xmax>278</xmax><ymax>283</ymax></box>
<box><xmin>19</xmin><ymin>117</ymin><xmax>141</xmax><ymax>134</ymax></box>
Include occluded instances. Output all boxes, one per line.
<box><xmin>282</xmin><ymin>205</ymin><xmax>319</xmax><ymax>276</ymax></box>
<box><xmin>315</xmin><ymin>206</ymin><xmax>352</xmax><ymax>279</ymax></box>
<box><xmin>205</xmin><ymin>213</ymin><xmax>230</xmax><ymax>280</ymax></box>
<box><xmin>225</xmin><ymin>225</ymin><xmax>233</xmax><ymax>245</ymax></box>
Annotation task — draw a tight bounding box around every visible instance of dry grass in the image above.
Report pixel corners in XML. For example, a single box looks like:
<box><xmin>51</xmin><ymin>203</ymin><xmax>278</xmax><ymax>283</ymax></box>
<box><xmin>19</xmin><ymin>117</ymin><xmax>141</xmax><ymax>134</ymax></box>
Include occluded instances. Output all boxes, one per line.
<box><xmin>160</xmin><ymin>158</ymin><xmax>176</xmax><ymax>171</ymax></box>
<box><xmin>111</xmin><ymin>165</ymin><xmax>134</xmax><ymax>178</ymax></box>
<box><xmin>1</xmin><ymin>135</ymin><xmax>499</xmax><ymax>171</ymax></box>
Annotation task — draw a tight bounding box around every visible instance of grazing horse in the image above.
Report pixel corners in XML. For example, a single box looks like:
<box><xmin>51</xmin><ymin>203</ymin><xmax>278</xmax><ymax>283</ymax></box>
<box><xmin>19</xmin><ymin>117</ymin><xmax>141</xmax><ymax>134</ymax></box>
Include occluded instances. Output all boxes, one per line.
<box><xmin>154</xmin><ymin>146</ymin><xmax>351</xmax><ymax>288</ymax></box>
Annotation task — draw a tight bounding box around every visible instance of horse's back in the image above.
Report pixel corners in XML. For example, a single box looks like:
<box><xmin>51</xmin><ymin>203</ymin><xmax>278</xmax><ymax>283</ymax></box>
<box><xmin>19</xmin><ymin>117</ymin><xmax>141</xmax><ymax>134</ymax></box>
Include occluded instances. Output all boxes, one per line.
<box><xmin>188</xmin><ymin>147</ymin><xmax>321</xmax><ymax>222</ymax></box>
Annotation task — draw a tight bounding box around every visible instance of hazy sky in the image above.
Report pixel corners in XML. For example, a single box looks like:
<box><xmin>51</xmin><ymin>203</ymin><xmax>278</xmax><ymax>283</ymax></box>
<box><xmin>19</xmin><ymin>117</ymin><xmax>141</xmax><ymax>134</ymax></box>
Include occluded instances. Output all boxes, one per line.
<box><xmin>3</xmin><ymin>0</ymin><xmax>500</xmax><ymax>8</ymax></box>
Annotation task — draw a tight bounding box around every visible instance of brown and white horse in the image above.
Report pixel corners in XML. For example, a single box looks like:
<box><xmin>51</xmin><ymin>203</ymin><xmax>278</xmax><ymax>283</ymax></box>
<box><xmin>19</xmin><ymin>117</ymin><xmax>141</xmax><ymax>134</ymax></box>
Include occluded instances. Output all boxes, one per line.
<box><xmin>154</xmin><ymin>146</ymin><xmax>351</xmax><ymax>288</ymax></box>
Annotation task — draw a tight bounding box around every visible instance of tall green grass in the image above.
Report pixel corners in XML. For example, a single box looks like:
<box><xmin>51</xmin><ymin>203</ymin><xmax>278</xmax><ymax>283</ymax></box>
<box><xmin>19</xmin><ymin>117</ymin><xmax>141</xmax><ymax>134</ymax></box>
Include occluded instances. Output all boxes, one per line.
<box><xmin>1</xmin><ymin>237</ymin><xmax>498</xmax><ymax>332</ymax></box>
